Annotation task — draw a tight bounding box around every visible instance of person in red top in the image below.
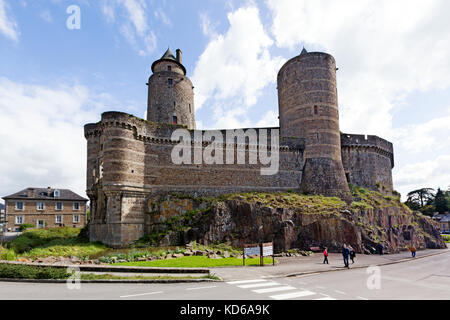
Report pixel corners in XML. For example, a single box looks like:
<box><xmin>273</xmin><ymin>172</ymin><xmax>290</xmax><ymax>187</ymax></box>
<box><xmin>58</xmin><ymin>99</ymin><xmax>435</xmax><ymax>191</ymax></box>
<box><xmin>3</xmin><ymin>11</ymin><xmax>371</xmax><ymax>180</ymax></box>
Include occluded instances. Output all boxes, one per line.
<box><xmin>323</xmin><ymin>247</ymin><xmax>329</xmax><ymax>264</ymax></box>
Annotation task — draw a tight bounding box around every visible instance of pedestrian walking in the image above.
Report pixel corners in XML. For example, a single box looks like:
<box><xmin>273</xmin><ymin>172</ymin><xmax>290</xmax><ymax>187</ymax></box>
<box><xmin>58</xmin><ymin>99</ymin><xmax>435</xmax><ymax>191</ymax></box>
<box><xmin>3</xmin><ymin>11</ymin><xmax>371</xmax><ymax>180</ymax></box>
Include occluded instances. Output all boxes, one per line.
<box><xmin>349</xmin><ymin>246</ymin><xmax>356</xmax><ymax>264</ymax></box>
<box><xmin>342</xmin><ymin>244</ymin><xmax>349</xmax><ymax>268</ymax></box>
<box><xmin>378</xmin><ymin>243</ymin><xmax>384</xmax><ymax>255</ymax></box>
<box><xmin>323</xmin><ymin>247</ymin><xmax>329</xmax><ymax>264</ymax></box>
<box><xmin>409</xmin><ymin>245</ymin><xmax>416</xmax><ymax>258</ymax></box>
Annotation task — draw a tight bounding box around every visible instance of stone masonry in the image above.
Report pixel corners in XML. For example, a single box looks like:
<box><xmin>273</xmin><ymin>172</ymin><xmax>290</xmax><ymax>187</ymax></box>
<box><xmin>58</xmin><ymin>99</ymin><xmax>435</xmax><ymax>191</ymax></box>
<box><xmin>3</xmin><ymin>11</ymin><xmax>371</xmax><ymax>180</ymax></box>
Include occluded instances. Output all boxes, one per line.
<box><xmin>84</xmin><ymin>48</ymin><xmax>395</xmax><ymax>247</ymax></box>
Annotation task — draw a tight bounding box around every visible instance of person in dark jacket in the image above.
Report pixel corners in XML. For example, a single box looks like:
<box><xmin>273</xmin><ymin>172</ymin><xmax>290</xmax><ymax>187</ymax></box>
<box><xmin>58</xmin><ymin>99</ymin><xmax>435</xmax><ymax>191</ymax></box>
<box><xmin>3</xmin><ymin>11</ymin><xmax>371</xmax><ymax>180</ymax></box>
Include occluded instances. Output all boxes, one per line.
<box><xmin>349</xmin><ymin>246</ymin><xmax>356</xmax><ymax>264</ymax></box>
<box><xmin>378</xmin><ymin>243</ymin><xmax>384</xmax><ymax>255</ymax></box>
<box><xmin>342</xmin><ymin>244</ymin><xmax>349</xmax><ymax>268</ymax></box>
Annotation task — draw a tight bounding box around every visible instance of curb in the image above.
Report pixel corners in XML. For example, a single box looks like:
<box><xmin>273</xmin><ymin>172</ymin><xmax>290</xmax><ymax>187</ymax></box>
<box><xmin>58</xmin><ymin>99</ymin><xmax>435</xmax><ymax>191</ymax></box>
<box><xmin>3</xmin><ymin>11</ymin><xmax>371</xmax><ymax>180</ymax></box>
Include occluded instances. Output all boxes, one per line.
<box><xmin>0</xmin><ymin>261</ymin><xmax>210</xmax><ymax>274</ymax></box>
<box><xmin>284</xmin><ymin>249</ymin><xmax>449</xmax><ymax>278</ymax></box>
<box><xmin>0</xmin><ymin>278</ymin><xmax>222</xmax><ymax>284</ymax></box>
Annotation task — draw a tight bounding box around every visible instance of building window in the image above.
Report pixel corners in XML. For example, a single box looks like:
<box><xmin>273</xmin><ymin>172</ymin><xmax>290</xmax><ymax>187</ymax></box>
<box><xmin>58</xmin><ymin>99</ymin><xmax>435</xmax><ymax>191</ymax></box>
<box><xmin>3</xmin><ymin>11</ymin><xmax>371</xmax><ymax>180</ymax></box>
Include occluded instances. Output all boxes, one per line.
<box><xmin>37</xmin><ymin>202</ymin><xmax>44</xmax><ymax>211</ymax></box>
<box><xmin>15</xmin><ymin>216</ymin><xmax>24</xmax><ymax>225</ymax></box>
<box><xmin>56</xmin><ymin>202</ymin><xmax>63</xmax><ymax>211</ymax></box>
<box><xmin>167</xmin><ymin>66</ymin><xmax>171</xmax><ymax>71</ymax></box>
<box><xmin>16</xmin><ymin>202</ymin><xmax>24</xmax><ymax>211</ymax></box>
<box><xmin>73</xmin><ymin>203</ymin><xmax>80</xmax><ymax>211</ymax></box>
<box><xmin>56</xmin><ymin>215</ymin><xmax>62</xmax><ymax>224</ymax></box>
<box><xmin>54</xmin><ymin>190</ymin><xmax>60</xmax><ymax>198</ymax></box>
<box><xmin>168</xmin><ymin>78</ymin><xmax>173</xmax><ymax>85</ymax></box>
<box><xmin>314</xmin><ymin>105</ymin><xmax>318</xmax><ymax>115</ymax></box>
<box><xmin>73</xmin><ymin>215</ymin><xmax>80</xmax><ymax>223</ymax></box>
<box><xmin>172</xmin><ymin>116</ymin><xmax>178</xmax><ymax>124</ymax></box>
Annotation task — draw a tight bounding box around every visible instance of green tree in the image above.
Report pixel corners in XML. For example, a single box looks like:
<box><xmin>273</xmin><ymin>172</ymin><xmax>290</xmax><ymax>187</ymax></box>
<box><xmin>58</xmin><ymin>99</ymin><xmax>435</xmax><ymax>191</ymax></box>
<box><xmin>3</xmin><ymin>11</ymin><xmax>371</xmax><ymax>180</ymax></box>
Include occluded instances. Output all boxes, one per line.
<box><xmin>405</xmin><ymin>188</ymin><xmax>435</xmax><ymax>210</ymax></box>
<box><xmin>434</xmin><ymin>188</ymin><xmax>449</xmax><ymax>214</ymax></box>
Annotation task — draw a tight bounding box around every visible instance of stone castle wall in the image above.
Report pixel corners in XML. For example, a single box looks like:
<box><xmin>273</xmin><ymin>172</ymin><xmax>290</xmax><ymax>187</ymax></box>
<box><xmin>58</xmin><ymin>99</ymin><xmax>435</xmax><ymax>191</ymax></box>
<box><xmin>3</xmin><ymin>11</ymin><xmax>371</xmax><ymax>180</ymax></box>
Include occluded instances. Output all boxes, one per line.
<box><xmin>341</xmin><ymin>133</ymin><xmax>394</xmax><ymax>191</ymax></box>
<box><xmin>84</xmin><ymin>50</ymin><xmax>396</xmax><ymax>247</ymax></box>
<box><xmin>85</xmin><ymin>112</ymin><xmax>303</xmax><ymax>246</ymax></box>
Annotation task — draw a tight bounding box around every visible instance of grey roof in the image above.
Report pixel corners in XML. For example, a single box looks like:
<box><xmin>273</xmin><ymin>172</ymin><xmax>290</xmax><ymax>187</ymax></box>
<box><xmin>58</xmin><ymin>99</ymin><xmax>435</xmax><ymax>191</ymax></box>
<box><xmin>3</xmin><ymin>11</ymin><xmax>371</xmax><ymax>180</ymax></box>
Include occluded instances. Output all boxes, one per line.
<box><xmin>3</xmin><ymin>188</ymin><xmax>88</xmax><ymax>201</ymax></box>
<box><xmin>161</xmin><ymin>48</ymin><xmax>176</xmax><ymax>61</ymax></box>
<box><xmin>441</xmin><ymin>215</ymin><xmax>450</xmax><ymax>222</ymax></box>
<box><xmin>151</xmin><ymin>47</ymin><xmax>186</xmax><ymax>75</ymax></box>
<box><xmin>301</xmin><ymin>47</ymin><xmax>308</xmax><ymax>55</ymax></box>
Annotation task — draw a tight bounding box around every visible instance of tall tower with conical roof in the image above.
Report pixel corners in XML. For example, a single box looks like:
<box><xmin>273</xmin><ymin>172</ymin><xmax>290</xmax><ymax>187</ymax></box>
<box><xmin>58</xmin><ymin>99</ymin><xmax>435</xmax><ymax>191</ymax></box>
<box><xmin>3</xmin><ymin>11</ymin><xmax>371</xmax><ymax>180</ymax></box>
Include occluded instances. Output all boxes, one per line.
<box><xmin>147</xmin><ymin>48</ymin><xmax>196</xmax><ymax>129</ymax></box>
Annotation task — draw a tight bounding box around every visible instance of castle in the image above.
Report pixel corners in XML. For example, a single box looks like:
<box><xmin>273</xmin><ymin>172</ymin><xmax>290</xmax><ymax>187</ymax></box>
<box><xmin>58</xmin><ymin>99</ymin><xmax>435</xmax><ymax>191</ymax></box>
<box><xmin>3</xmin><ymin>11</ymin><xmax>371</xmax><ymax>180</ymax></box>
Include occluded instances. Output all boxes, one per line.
<box><xmin>84</xmin><ymin>48</ymin><xmax>394</xmax><ymax>247</ymax></box>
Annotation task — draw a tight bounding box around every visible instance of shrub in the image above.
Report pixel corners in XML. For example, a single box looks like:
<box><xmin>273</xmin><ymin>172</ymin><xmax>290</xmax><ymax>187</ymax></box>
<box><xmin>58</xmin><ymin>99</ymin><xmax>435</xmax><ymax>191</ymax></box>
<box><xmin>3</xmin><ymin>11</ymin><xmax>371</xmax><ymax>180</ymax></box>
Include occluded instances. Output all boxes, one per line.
<box><xmin>0</xmin><ymin>263</ymin><xmax>69</xmax><ymax>279</ymax></box>
<box><xmin>19</xmin><ymin>224</ymin><xmax>35</xmax><ymax>232</ymax></box>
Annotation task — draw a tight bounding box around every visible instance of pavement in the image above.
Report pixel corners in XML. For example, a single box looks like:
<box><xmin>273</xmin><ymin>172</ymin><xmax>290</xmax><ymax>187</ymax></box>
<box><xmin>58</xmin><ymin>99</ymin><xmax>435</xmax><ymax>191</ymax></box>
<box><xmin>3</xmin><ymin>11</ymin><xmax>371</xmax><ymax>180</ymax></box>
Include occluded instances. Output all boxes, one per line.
<box><xmin>0</xmin><ymin>232</ymin><xmax>21</xmax><ymax>242</ymax></box>
<box><xmin>209</xmin><ymin>247</ymin><xmax>449</xmax><ymax>281</ymax></box>
<box><xmin>0</xmin><ymin>248</ymin><xmax>449</xmax><ymax>300</ymax></box>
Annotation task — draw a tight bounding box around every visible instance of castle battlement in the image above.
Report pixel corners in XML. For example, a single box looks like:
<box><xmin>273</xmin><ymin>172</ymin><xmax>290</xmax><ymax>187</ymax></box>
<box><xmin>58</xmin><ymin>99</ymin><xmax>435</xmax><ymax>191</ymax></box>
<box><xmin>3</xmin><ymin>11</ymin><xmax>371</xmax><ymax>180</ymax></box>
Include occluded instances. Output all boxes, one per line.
<box><xmin>85</xmin><ymin>48</ymin><xmax>395</xmax><ymax>247</ymax></box>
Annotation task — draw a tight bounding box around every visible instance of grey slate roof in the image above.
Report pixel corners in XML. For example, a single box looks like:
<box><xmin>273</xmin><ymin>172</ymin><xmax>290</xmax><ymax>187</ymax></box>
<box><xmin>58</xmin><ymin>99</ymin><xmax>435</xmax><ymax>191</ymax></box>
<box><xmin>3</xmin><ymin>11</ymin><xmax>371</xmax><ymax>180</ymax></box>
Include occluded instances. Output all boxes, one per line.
<box><xmin>3</xmin><ymin>188</ymin><xmax>88</xmax><ymax>201</ymax></box>
<box><xmin>161</xmin><ymin>48</ymin><xmax>176</xmax><ymax>61</ymax></box>
<box><xmin>151</xmin><ymin>47</ymin><xmax>186</xmax><ymax>75</ymax></box>
<box><xmin>441</xmin><ymin>215</ymin><xmax>450</xmax><ymax>222</ymax></box>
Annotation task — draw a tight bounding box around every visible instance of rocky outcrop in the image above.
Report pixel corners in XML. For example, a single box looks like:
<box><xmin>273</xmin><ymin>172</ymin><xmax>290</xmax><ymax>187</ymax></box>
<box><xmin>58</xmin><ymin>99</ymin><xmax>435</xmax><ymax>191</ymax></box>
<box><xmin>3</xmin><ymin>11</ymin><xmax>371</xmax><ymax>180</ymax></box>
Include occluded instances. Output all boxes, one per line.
<box><xmin>145</xmin><ymin>192</ymin><xmax>446</xmax><ymax>254</ymax></box>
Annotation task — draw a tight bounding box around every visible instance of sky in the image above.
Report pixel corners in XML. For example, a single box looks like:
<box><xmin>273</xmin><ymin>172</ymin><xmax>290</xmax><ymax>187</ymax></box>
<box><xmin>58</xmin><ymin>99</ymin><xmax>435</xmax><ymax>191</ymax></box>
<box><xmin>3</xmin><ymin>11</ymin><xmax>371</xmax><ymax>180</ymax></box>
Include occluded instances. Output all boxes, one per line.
<box><xmin>0</xmin><ymin>0</ymin><xmax>449</xmax><ymax>202</ymax></box>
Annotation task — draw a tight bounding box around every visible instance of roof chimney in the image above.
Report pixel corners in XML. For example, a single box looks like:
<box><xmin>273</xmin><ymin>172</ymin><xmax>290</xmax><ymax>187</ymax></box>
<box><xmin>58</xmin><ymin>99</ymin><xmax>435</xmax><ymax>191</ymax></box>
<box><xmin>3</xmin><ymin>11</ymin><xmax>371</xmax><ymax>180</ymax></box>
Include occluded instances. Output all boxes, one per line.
<box><xmin>27</xmin><ymin>188</ymin><xmax>35</xmax><ymax>198</ymax></box>
<box><xmin>176</xmin><ymin>49</ymin><xmax>182</xmax><ymax>64</ymax></box>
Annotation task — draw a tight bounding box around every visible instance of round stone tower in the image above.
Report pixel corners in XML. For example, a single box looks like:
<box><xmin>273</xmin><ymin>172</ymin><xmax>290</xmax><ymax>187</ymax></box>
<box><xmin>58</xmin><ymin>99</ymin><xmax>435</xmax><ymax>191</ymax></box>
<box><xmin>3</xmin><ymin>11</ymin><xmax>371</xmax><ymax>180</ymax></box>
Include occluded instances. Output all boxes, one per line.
<box><xmin>277</xmin><ymin>48</ymin><xmax>351</xmax><ymax>201</ymax></box>
<box><xmin>147</xmin><ymin>48</ymin><xmax>196</xmax><ymax>129</ymax></box>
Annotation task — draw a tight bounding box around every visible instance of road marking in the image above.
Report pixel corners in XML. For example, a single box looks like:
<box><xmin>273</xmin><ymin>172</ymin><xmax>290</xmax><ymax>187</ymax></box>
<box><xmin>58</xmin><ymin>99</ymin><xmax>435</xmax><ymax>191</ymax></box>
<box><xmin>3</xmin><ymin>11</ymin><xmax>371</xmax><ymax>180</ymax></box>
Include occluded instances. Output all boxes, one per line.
<box><xmin>120</xmin><ymin>291</ymin><xmax>163</xmax><ymax>298</ymax></box>
<box><xmin>334</xmin><ymin>290</ymin><xmax>346</xmax><ymax>295</ymax></box>
<box><xmin>270</xmin><ymin>290</ymin><xmax>316</xmax><ymax>300</ymax></box>
<box><xmin>357</xmin><ymin>296</ymin><xmax>369</xmax><ymax>300</ymax></box>
<box><xmin>252</xmin><ymin>286</ymin><xmax>297</xmax><ymax>294</ymax></box>
<box><xmin>238</xmin><ymin>281</ymin><xmax>280</xmax><ymax>289</ymax></box>
<box><xmin>227</xmin><ymin>279</ymin><xmax>267</xmax><ymax>285</ymax></box>
<box><xmin>185</xmin><ymin>286</ymin><xmax>217</xmax><ymax>291</ymax></box>
<box><xmin>315</xmin><ymin>296</ymin><xmax>337</xmax><ymax>300</ymax></box>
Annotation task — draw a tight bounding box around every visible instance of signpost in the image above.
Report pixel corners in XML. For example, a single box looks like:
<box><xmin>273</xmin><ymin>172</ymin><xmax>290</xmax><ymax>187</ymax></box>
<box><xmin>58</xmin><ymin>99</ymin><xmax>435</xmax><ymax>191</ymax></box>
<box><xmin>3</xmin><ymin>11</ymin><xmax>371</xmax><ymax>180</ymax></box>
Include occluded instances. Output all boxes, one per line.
<box><xmin>243</xmin><ymin>242</ymin><xmax>275</xmax><ymax>266</ymax></box>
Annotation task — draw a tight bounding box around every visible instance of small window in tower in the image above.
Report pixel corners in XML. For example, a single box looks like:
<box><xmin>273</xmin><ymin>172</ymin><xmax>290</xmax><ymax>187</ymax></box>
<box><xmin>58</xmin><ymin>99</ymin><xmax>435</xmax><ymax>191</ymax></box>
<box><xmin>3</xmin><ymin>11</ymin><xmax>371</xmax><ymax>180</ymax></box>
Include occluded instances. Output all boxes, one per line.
<box><xmin>168</xmin><ymin>66</ymin><xmax>172</xmax><ymax>71</ymax></box>
<box><xmin>189</xmin><ymin>104</ymin><xmax>191</xmax><ymax>113</ymax></box>
<box><xmin>168</xmin><ymin>78</ymin><xmax>173</xmax><ymax>85</ymax></box>
<box><xmin>314</xmin><ymin>105</ymin><xmax>318</xmax><ymax>115</ymax></box>
<box><xmin>172</xmin><ymin>116</ymin><xmax>178</xmax><ymax>124</ymax></box>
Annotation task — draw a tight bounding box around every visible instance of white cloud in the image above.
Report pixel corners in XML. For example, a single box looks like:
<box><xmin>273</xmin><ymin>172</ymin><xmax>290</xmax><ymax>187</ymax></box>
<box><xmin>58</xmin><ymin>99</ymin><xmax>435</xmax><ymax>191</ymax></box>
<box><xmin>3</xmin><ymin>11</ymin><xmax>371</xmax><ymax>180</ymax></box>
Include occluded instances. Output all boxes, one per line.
<box><xmin>394</xmin><ymin>155</ymin><xmax>450</xmax><ymax>197</ymax></box>
<box><xmin>154</xmin><ymin>8</ymin><xmax>171</xmax><ymax>27</ymax></box>
<box><xmin>394</xmin><ymin>107</ymin><xmax>450</xmax><ymax>154</ymax></box>
<box><xmin>256</xmin><ymin>110</ymin><xmax>278</xmax><ymax>128</ymax></box>
<box><xmin>266</xmin><ymin>0</ymin><xmax>450</xmax><ymax>197</ymax></box>
<box><xmin>266</xmin><ymin>0</ymin><xmax>450</xmax><ymax>139</ymax></box>
<box><xmin>0</xmin><ymin>0</ymin><xmax>19</xmax><ymax>41</ymax></box>
<box><xmin>0</xmin><ymin>78</ymin><xmax>110</xmax><ymax>200</ymax></box>
<box><xmin>199</xmin><ymin>13</ymin><xmax>218</xmax><ymax>38</ymax></box>
<box><xmin>192</xmin><ymin>6</ymin><xmax>285</xmax><ymax>129</ymax></box>
<box><xmin>101</xmin><ymin>0</ymin><xmax>156</xmax><ymax>56</ymax></box>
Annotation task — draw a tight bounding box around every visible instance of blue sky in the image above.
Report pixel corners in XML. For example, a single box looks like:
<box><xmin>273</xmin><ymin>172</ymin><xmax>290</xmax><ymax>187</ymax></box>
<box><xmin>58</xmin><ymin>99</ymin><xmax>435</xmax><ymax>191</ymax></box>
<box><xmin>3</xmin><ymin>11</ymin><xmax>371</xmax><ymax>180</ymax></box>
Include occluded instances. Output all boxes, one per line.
<box><xmin>1</xmin><ymin>0</ymin><xmax>449</xmax><ymax>201</ymax></box>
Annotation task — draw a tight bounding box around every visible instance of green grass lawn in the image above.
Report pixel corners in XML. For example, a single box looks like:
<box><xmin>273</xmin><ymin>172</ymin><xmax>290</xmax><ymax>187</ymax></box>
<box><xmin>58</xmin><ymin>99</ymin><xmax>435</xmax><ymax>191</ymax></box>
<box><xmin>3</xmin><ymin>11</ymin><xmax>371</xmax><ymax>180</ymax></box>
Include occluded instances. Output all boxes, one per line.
<box><xmin>6</xmin><ymin>227</ymin><xmax>108</xmax><ymax>259</ymax></box>
<box><xmin>80</xmin><ymin>273</ymin><xmax>220</xmax><ymax>280</ymax></box>
<box><xmin>442</xmin><ymin>234</ymin><xmax>450</xmax><ymax>243</ymax></box>
<box><xmin>113</xmin><ymin>256</ymin><xmax>275</xmax><ymax>268</ymax></box>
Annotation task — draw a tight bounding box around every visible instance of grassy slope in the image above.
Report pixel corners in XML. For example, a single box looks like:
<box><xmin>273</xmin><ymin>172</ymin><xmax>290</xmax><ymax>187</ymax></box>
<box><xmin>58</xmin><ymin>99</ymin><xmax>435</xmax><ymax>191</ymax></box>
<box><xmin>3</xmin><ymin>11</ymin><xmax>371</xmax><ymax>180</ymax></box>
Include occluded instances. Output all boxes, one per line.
<box><xmin>6</xmin><ymin>227</ymin><xmax>108</xmax><ymax>259</ymax></box>
<box><xmin>113</xmin><ymin>256</ymin><xmax>275</xmax><ymax>268</ymax></box>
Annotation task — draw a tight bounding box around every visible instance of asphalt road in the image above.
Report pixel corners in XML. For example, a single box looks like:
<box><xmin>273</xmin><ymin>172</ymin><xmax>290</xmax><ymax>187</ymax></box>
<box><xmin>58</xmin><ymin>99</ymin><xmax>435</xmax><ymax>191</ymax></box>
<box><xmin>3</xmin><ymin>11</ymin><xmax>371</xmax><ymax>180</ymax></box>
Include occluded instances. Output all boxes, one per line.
<box><xmin>0</xmin><ymin>250</ymin><xmax>449</xmax><ymax>300</ymax></box>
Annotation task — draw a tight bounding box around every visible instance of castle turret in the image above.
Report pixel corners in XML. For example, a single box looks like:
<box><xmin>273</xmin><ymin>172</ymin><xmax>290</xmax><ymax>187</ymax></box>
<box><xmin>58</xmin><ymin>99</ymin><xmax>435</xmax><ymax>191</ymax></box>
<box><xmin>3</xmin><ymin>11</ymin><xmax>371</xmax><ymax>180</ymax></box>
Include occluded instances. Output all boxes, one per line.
<box><xmin>147</xmin><ymin>48</ymin><xmax>195</xmax><ymax>129</ymax></box>
<box><xmin>277</xmin><ymin>49</ymin><xmax>352</xmax><ymax>201</ymax></box>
